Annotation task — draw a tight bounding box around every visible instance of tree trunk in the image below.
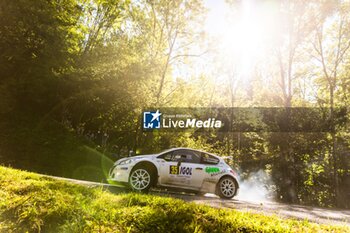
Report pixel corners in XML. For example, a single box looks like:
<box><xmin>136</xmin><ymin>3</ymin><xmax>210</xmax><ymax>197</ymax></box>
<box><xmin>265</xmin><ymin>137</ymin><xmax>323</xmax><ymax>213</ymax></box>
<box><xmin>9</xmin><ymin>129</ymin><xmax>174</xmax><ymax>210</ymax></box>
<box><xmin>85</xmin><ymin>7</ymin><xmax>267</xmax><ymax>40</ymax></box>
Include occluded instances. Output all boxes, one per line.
<box><xmin>330</xmin><ymin>87</ymin><xmax>340</xmax><ymax>206</ymax></box>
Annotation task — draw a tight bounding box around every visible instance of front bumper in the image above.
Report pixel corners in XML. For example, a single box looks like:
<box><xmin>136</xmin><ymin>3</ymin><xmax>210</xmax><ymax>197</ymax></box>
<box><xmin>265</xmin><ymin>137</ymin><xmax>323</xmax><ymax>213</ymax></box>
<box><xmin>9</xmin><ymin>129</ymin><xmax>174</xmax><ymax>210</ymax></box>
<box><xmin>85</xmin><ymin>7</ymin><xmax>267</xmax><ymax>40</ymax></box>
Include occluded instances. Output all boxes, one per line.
<box><xmin>108</xmin><ymin>164</ymin><xmax>131</xmax><ymax>183</ymax></box>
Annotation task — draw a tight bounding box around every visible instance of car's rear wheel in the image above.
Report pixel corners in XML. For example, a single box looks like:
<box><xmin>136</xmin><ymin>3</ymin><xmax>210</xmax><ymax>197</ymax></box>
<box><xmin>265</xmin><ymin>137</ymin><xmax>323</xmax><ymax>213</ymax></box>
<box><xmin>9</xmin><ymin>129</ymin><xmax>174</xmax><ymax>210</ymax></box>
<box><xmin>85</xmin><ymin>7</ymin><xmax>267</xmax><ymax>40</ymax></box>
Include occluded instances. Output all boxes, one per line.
<box><xmin>217</xmin><ymin>176</ymin><xmax>237</xmax><ymax>199</ymax></box>
<box><xmin>129</xmin><ymin>167</ymin><xmax>152</xmax><ymax>192</ymax></box>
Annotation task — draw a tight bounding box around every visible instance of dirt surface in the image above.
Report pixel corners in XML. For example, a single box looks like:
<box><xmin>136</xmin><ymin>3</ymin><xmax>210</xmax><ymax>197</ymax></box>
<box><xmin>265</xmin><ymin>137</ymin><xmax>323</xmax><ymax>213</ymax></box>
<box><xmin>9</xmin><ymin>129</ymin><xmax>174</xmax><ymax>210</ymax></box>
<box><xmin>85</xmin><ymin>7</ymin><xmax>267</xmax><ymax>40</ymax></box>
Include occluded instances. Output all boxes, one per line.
<box><xmin>48</xmin><ymin>175</ymin><xmax>350</xmax><ymax>226</ymax></box>
<box><xmin>156</xmin><ymin>192</ymin><xmax>350</xmax><ymax>226</ymax></box>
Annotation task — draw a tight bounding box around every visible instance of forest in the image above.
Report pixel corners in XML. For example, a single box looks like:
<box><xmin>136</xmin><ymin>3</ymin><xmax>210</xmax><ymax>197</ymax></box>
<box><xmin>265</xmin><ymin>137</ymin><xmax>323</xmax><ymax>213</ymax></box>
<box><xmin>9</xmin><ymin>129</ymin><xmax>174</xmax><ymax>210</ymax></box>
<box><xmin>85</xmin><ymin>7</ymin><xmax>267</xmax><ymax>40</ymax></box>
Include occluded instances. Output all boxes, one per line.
<box><xmin>0</xmin><ymin>0</ymin><xmax>349</xmax><ymax>208</ymax></box>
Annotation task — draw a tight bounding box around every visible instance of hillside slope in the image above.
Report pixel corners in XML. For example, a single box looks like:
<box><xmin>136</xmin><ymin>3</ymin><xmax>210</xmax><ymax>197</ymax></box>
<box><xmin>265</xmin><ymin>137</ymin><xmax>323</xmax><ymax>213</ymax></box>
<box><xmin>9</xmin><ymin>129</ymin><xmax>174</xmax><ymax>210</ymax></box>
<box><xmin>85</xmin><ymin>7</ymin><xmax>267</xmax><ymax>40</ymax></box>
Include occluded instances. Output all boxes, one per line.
<box><xmin>0</xmin><ymin>166</ymin><xmax>349</xmax><ymax>233</ymax></box>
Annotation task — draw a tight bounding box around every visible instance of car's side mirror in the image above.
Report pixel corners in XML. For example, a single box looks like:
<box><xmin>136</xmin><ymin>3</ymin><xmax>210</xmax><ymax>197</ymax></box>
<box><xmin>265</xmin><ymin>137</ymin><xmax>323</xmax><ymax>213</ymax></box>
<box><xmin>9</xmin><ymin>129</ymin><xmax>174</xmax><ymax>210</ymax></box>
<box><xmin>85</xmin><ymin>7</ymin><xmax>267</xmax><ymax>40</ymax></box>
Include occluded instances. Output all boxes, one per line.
<box><xmin>129</xmin><ymin>150</ymin><xmax>135</xmax><ymax>157</ymax></box>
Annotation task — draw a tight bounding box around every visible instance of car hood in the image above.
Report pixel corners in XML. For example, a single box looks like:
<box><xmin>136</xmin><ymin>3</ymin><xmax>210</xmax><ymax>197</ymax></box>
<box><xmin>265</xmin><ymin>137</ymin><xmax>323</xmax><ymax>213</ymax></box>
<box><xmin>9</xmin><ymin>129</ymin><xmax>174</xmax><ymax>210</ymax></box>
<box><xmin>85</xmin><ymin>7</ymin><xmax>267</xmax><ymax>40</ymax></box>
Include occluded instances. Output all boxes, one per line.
<box><xmin>115</xmin><ymin>154</ymin><xmax>157</xmax><ymax>164</ymax></box>
<box><xmin>131</xmin><ymin>154</ymin><xmax>157</xmax><ymax>159</ymax></box>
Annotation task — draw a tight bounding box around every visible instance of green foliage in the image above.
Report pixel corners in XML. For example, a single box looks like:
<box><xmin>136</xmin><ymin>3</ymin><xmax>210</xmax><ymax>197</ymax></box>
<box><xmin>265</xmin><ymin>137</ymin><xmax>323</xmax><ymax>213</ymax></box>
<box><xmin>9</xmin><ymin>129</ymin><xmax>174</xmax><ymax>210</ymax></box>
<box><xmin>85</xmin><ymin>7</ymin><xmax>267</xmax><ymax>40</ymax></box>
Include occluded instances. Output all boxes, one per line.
<box><xmin>0</xmin><ymin>166</ymin><xmax>349</xmax><ymax>233</ymax></box>
<box><xmin>0</xmin><ymin>114</ymin><xmax>114</xmax><ymax>182</ymax></box>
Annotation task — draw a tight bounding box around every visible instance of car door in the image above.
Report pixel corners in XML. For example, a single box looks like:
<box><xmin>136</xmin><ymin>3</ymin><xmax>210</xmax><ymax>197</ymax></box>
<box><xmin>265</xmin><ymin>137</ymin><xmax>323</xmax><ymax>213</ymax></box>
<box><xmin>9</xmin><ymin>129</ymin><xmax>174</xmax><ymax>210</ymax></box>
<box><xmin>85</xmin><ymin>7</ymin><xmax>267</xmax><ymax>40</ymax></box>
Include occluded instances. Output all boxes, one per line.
<box><xmin>159</xmin><ymin>149</ymin><xmax>206</xmax><ymax>189</ymax></box>
<box><xmin>158</xmin><ymin>150</ymin><xmax>192</xmax><ymax>186</ymax></box>
<box><xmin>157</xmin><ymin>151</ymin><xmax>175</xmax><ymax>185</ymax></box>
<box><xmin>186</xmin><ymin>153</ymin><xmax>207</xmax><ymax>189</ymax></box>
<box><xmin>185</xmin><ymin>151</ymin><xmax>224</xmax><ymax>189</ymax></box>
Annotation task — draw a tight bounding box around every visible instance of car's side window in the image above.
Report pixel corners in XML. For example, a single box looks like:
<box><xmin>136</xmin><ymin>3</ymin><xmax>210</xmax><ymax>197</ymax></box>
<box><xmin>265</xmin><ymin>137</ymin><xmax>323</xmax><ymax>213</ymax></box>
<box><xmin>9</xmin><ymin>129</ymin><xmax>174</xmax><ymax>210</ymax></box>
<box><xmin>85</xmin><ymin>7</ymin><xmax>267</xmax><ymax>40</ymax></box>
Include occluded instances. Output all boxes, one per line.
<box><xmin>201</xmin><ymin>153</ymin><xmax>220</xmax><ymax>165</ymax></box>
<box><xmin>172</xmin><ymin>150</ymin><xmax>201</xmax><ymax>163</ymax></box>
<box><xmin>157</xmin><ymin>152</ymin><xmax>173</xmax><ymax>161</ymax></box>
<box><xmin>172</xmin><ymin>153</ymin><xmax>186</xmax><ymax>162</ymax></box>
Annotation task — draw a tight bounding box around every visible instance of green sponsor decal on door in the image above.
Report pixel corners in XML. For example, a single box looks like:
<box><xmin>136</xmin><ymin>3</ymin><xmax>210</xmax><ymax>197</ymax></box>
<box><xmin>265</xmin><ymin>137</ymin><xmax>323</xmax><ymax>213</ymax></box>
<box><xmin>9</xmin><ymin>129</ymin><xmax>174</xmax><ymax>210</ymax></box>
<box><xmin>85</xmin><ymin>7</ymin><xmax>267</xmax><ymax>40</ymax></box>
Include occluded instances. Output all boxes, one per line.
<box><xmin>205</xmin><ymin>167</ymin><xmax>220</xmax><ymax>174</ymax></box>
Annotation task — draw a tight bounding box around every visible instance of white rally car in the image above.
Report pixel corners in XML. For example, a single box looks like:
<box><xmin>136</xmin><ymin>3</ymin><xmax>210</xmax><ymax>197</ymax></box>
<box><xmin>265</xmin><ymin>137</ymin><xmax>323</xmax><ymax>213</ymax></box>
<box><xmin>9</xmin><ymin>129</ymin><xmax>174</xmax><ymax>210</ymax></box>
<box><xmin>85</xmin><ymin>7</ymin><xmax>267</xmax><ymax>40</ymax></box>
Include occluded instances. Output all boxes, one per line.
<box><xmin>108</xmin><ymin>148</ymin><xmax>239</xmax><ymax>199</ymax></box>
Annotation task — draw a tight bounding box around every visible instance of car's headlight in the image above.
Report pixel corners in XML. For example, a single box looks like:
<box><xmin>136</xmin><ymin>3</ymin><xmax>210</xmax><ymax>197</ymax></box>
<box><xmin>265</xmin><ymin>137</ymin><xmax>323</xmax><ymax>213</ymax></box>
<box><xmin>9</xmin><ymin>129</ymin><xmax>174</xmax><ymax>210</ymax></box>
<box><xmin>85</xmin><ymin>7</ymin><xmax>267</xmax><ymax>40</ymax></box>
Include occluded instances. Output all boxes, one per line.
<box><xmin>118</xmin><ymin>158</ymin><xmax>135</xmax><ymax>165</ymax></box>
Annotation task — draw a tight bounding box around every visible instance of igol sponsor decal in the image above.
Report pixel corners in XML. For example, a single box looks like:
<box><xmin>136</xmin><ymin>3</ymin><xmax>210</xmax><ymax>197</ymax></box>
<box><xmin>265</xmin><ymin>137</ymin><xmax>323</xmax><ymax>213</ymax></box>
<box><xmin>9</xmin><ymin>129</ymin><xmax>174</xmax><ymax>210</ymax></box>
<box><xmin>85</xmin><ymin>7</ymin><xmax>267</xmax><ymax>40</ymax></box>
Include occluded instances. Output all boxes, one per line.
<box><xmin>179</xmin><ymin>167</ymin><xmax>192</xmax><ymax>175</ymax></box>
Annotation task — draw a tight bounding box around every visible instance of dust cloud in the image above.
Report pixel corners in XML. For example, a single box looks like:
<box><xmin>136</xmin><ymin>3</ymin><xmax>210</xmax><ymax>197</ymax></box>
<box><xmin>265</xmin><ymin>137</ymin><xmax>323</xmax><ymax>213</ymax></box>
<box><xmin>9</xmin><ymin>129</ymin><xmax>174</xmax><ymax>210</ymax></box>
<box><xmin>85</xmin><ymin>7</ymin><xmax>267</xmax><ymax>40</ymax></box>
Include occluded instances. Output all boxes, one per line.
<box><xmin>236</xmin><ymin>169</ymin><xmax>276</xmax><ymax>203</ymax></box>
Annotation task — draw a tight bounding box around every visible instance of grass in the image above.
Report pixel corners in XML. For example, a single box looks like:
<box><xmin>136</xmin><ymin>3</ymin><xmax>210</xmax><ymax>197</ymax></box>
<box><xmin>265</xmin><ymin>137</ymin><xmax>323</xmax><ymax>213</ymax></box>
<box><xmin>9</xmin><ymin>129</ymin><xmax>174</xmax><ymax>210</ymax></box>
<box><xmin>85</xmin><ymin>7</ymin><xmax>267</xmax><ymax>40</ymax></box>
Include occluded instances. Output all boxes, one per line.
<box><xmin>0</xmin><ymin>166</ymin><xmax>349</xmax><ymax>233</ymax></box>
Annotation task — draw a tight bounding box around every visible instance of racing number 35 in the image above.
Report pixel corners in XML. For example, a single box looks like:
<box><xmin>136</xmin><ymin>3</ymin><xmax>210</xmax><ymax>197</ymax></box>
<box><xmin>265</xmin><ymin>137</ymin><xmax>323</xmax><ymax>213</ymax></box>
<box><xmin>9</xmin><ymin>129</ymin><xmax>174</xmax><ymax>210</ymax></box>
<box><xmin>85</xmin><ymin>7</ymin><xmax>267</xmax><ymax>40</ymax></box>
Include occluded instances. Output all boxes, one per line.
<box><xmin>170</xmin><ymin>165</ymin><xmax>178</xmax><ymax>175</ymax></box>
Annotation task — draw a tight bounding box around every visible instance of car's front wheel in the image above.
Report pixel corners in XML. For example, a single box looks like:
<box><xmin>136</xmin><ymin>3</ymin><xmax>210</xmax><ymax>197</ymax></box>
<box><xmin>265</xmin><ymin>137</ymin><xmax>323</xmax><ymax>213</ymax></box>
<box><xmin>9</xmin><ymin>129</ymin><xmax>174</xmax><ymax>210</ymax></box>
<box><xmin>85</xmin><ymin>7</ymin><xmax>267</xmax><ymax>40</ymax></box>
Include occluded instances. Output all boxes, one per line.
<box><xmin>217</xmin><ymin>176</ymin><xmax>237</xmax><ymax>199</ymax></box>
<box><xmin>129</xmin><ymin>167</ymin><xmax>153</xmax><ymax>192</ymax></box>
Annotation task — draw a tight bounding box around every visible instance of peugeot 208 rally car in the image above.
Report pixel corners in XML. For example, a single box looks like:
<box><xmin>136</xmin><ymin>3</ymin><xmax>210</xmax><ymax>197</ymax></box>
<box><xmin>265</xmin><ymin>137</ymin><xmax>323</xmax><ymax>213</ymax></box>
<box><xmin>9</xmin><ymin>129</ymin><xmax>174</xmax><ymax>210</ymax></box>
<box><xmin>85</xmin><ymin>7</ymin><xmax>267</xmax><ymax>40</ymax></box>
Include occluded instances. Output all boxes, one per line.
<box><xmin>108</xmin><ymin>148</ymin><xmax>239</xmax><ymax>199</ymax></box>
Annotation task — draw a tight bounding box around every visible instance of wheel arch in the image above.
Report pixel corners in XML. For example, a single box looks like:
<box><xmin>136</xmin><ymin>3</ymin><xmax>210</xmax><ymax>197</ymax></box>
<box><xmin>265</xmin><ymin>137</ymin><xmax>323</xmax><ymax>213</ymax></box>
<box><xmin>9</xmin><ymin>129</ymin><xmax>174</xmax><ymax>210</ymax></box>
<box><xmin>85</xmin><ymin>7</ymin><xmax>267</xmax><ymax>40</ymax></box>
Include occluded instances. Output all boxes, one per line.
<box><xmin>218</xmin><ymin>174</ymin><xmax>239</xmax><ymax>188</ymax></box>
<box><xmin>132</xmin><ymin>160</ymin><xmax>159</xmax><ymax>185</ymax></box>
<box><xmin>216</xmin><ymin>174</ymin><xmax>239</xmax><ymax>196</ymax></box>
